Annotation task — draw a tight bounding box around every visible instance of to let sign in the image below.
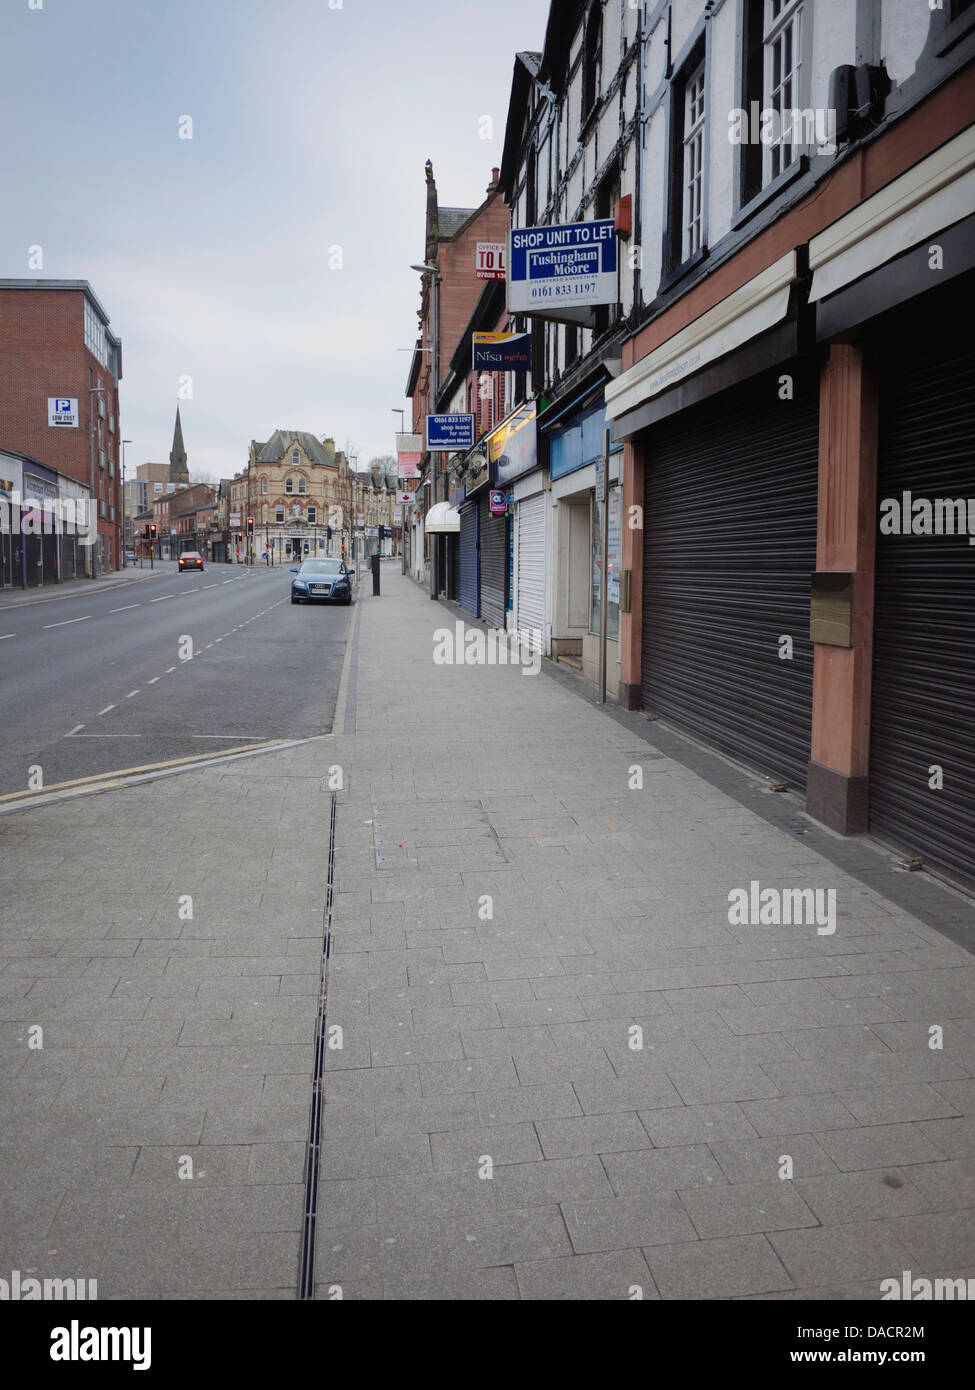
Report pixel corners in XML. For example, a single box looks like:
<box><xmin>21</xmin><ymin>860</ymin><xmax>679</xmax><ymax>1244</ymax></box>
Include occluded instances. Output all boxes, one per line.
<box><xmin>508</xmin><ymin>220</ymin><xmax>618</xmax><ymax>312</ymax></box>
<box><xmin>476</xmin><ymin>243</ymin><xmax>506</xmax><ymax>281</ymax></box>
<box><xmin>426</xmin><ymin>414</ymin><xmax>475</xmax><ymax>452</ymax></box>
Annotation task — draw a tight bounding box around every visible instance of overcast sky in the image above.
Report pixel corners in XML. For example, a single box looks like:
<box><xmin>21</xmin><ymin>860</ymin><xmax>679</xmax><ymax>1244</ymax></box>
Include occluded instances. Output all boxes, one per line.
<box><xmin>0</xmin><ymin>0</ymin><xmax>550</xmax><ymax>479</ymax></box>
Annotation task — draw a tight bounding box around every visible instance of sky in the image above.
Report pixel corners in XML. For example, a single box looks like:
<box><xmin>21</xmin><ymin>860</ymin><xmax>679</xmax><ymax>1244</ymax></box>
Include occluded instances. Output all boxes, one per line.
<box><xmin>0</xmin><ymin>0</ymin><xmax>551</xmax><ymax>480</ymax></box>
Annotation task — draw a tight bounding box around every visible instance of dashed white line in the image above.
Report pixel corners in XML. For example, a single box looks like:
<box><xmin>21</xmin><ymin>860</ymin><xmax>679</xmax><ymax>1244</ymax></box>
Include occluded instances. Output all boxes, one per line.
<box><xmin>97</xmin><ymin>704</ymin><xmax>116</xmax><ymax>716</ymax></box>
<box><xmin>67</xmin><ymin>724</ymin><xmax>85</xmax><ymax>736</ymax></box>
<box><xmin>126</xmin><ymin>690</ymin><xmax>140</xmax><ymax>699</ymax></box>
<box><xmin>182</xmin><ymin>588</ymin><xmax>198</xmax><ymax>594</ymax></box>
<box><xmin>0</xmin><ymin>634</ymin><xmax>14</xmax><ymax>641</ymax></box>
<box><xmin>150</xmin><ymin>596</ymin><xmax>172</xmax><ymax>603</ymax></box>
<box><xmin>44</xmin><ymin>616</ymin><xmax>91</xmax><ymax>628</ymax></box>
<box><xmin>147</xmin><ymin>677</ymin><xmax>160</xmax><ymax>684</ymax></box>
<box><xmin>165</xmin><ymin>666</ymin><xmax>177</xmax><ymax>673</ymax></box>
<box><xmin>110</xmin><ymin>604</ymin><xmax>140</xmax><ymax>613</ymax></box>
<box><xmin>203</xmin><ymin>584</ymin><xmax>218</xmax><ymax>589</ymax></box>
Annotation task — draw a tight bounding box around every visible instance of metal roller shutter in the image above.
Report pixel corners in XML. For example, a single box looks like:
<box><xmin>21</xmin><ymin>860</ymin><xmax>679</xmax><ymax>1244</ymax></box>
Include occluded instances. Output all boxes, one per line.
<box><xmin>516</xmin><ymin>493</ymin><xmax>545</xmax><ymax>638</ymax></box>
<box><xmin>479</xmin><ymin>496</ymin><xmax>507</xmax><ymax>628</ymax></box>
<box><xmin>642</xmin><ymin>366</ymin><xmax>819</xmax><ymax>788</ymax></box>
<box><xmin>458</xmin><ymin>504</ymin><xmax>479</xmax><ymax>617</ymax></box>
<box><xmin>869</xmin><ymin>311</ymin><xmax>975</xmax><ymax>886</ymax></box>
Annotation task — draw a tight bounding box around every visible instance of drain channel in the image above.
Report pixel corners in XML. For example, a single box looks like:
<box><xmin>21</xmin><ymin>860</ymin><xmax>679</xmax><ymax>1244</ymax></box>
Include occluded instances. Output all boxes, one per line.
<box><xmin>297</xmin><ymin>789</ymin><xmax>337</xmax><ymax>1300</ymax></box>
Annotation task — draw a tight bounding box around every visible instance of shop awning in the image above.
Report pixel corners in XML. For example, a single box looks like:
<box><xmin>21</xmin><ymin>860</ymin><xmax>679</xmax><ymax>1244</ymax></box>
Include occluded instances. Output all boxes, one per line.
<box><xmin>424</xmin><ymin>502</ymin><xmax>460</xmax><ymax>534</ymax></box>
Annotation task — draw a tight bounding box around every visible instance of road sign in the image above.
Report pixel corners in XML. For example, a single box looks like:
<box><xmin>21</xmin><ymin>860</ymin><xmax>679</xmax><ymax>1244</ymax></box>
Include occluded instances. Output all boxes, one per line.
<box><xmin>508</xmin><ymin>220</ymin><xmax>618</xmax><ymax>313</ymax></box>
<box><xmin>426</xmin><ymin>414</ymin><xmax>475</xmax><ymax>452</ymax></box>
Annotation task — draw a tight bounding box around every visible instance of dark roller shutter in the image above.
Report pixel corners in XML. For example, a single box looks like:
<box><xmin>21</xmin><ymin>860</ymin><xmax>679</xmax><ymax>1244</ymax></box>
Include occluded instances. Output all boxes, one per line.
<box><xmin>869</xmin><ymin>306</ymin><xmax>975</xmax><ymax>886</ymax></box>
<box><xmin>479</xmin><ymin>496</ymin><xmax>507</xmax><ymax>628</ymax></box>
<box><xmin>642</xmin><ymin>365</ymin><xmax>819</xmax><ymax>788</ymax></box>
<box><xmin>458</xmin><ymin>503</ymin><xmax>479</xmax><ymax>617</ymax></box>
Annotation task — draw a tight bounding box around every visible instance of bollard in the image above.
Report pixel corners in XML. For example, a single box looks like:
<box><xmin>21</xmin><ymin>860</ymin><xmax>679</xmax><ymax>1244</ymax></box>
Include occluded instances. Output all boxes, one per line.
<box><xmin>371</xmin><ymin>552</ymin><xmax>380</xmax><ymax>596</ymax></box>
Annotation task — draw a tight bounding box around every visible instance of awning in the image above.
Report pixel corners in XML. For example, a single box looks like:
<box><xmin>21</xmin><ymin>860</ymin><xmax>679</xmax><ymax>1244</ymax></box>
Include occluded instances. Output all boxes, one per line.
<box><xmin>605</xmin><ymin>250</ymin><xmax>797</xmax><ymax>422</ymax></box>
<box><xmin>424</xmin><ymin>502</ymin><xmax>460</xmax><ymax>534</ymax></box>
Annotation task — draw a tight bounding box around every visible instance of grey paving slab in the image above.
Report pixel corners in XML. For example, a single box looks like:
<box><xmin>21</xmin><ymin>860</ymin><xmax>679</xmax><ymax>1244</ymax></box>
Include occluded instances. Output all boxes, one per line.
<box><xmin>515</xmin><ymin>1249</ymin><xmax>657</xmax><ymax>1300</ymax></box>
<box><xmin>644</xmin><ymin>1234</ymin><xmax>795</xmax><ymax>1300</ymax></box>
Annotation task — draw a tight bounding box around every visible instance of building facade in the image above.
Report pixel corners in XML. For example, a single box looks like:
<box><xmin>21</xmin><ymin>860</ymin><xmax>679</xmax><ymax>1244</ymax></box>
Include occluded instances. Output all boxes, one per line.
<box><xmin>0</xmin><ymin>279</ymin><xmax>122</xmax><ymax>574</ymax></box>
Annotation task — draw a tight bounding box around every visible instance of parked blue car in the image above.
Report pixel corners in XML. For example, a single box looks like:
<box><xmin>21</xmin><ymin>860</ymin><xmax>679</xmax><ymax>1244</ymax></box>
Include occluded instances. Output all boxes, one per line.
<box><xmin>290</xmin><ymin>558</ymin><xmax>352</xmax><ymax>605</ymax></box>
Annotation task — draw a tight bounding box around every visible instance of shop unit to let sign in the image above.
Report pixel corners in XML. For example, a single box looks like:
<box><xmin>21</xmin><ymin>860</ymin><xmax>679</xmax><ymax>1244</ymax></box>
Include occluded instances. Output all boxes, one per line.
<box><xmin>508</xmin><ymin>220</ymin><xmax>618</xmax><ymax>317</ymax></box>
<box><xmin>426</xmin><ymin>414</ymin><xmax>475</xmax><ymax>452</ymax></box>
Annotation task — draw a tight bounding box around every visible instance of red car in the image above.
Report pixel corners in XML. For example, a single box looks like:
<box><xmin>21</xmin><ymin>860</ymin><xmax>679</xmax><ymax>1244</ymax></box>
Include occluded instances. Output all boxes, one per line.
<box><xmin>178</xmin><ymin>551</ymin><xmax>204</xmax><ymax>572</ymax></box>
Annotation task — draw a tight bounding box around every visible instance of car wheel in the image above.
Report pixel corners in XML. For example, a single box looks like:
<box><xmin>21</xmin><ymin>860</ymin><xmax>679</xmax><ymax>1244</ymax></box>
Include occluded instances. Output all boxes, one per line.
<box><xmin>291</xmin><ymin>596</ymin><xmax>298</xmax><ymax>604</ymax></box>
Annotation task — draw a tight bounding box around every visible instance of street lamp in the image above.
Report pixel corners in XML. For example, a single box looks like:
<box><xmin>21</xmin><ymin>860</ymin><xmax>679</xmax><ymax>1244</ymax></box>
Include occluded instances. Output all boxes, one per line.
<box><xmin>88</xmin><ymin>383</ymin><xmax>107</xmax><ymax>577</ymax></box>
<box><xmin>121</xmin><ymin>440</ymin><xmax>132</xmax><ymax>567</ymax></box>
<box><xmin>391</xmin><ymin>408</ymin><xmax>405</xmax><ymax>431</ymax></box>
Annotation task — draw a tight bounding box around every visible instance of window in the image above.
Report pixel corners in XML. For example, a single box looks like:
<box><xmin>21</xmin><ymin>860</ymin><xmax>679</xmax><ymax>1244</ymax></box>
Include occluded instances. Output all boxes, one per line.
<box><xmin>682</xmin><ymin>62</ymin><xmax>706</xmax><ymax>262</ymax></box>
<box><xmin>275</xmin><ymin>505</ymin><xmax>285</xmax><ymax>523</ymax></box>
<box><xmin>260</xmin><ymin>476</ymin><xmax>268</xmax><ymax>494</ymax></box>
<box><xmin>98</xmin><ymin>449</ymin><xmax>106</xmax><ymax>471</ymax></box>
<box><xmin>763</xmin><ymin>0</ymin><xmax>804</xmax><ymax>184</ymax></box>
<box><xmin>291</xmin><ymin>450</ymin><xmax>300</xmax><ymax>466</ymax></box>
<box><xmin>583</xmin><ymin>7</ymin><xmax>602</xmax><ymax>119</ymax></box>
<box><xmin>590</xmin><ymin>483</ymin><xmax>621</xmax><ymax>642</ymax></box>
<box><xmin>307</xmin><ymin>505</ymin><xmax>317</xmax><ymax>524</ymax></box>
<box><xmin>286</xmin><ymin>477</ymin><xmax>294</xmax><ymax>493</ymax></box>
<box><xmin>298</xmin><ymin>477</ymin><xmax>306</xmax><ymax>494</ymax></box>
<box><xmin>154</xmin><ymin>482</ymin><xmax>163</xmax><ymax>493</ymax></box>
<box><xmin>84</xmin><ymin>299</ymin><xmax>109</xmax><ymax>368</ymax></box>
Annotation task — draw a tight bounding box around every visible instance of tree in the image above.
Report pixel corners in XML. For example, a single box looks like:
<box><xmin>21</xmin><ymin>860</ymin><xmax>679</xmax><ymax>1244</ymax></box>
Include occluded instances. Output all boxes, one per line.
<box><xmin>369</xmin><ymin>455</ymin><xmax>397</xmax><ymax>488</ymax></box>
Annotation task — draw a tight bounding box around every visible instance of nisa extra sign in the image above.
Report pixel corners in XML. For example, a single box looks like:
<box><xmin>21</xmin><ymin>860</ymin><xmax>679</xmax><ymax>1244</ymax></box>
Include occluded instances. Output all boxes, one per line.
<box><xmin>508</xmin><ymin>220</ymin><xmax>618</xmax><ymax>314</ymax></box>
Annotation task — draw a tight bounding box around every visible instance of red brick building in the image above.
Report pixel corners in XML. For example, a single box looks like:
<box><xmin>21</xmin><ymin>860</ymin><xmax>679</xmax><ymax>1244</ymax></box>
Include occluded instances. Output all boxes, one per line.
<box><xmin>0</xmin><ymin>280</ymin><xmax>123</xmax><ymax>573</ymax></box>
<box><xmin>405</xmin><ymin>164</ymin><xmax>510</xmax><ymax>584</ymax></box>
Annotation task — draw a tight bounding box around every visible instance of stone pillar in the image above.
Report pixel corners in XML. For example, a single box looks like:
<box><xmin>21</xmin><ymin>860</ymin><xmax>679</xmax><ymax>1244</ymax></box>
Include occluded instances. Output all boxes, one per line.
<box><xmin>807</xmin><ymin>343</ymin><xmax>878</xmax><ymax>833</ymax></box>
<box><xmin>618</xmin><ymin>438</ymin><xmax>644</xmax><ymax>710</ymax></box>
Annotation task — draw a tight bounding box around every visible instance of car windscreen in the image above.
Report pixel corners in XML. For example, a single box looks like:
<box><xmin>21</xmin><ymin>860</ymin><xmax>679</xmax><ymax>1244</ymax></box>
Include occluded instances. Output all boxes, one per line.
<box><xmin>299</xmin><ymin>562</ymin><xmax>343</xmax><ymax>575</ymax></box>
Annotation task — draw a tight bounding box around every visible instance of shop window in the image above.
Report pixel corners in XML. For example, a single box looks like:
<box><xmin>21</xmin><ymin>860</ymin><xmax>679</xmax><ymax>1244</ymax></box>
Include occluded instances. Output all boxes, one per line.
<box><xmin>590</xmin><ymin>482</ymin><xmax>621</xmax><ymax>643</ymax></box>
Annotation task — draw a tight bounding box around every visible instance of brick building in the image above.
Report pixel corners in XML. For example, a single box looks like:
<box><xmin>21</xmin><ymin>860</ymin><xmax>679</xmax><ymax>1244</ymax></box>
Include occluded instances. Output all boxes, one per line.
<box><xmin>405</xmin><ymin>163</ymin><xmax>510</xmax><ymax>586</ymax></box>
<box><xmin>0</xmin><ymin>279</ymin><xmax>122</xmax><ymax>574</ymax></box>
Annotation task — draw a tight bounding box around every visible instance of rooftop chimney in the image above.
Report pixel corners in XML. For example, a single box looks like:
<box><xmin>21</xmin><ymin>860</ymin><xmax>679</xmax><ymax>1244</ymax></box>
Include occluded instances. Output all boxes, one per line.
<box><xmin>488</xmin><ymin>167</ymin><xmax>500</xmax><ymax>193</ymax></box>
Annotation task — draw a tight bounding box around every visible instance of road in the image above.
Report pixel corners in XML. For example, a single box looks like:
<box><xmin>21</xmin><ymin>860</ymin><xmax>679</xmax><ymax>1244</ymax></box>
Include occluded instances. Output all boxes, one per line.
<box><xmin>0</xmin><ymin>562</ymin><xmax>354</xmax><ymax>797</ymax></box>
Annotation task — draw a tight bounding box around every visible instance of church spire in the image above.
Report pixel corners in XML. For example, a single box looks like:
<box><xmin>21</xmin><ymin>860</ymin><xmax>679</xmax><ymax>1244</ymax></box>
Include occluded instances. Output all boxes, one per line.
<box><xmin>169</xmin><ymin>405</ymin><xmax>188</xmax><ymax>483</ymax></box>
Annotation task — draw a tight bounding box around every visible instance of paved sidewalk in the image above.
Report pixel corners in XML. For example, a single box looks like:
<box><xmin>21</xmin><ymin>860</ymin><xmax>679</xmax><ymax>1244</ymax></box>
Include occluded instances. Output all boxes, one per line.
<box><xmin>1</xmin><ymin>570</ymin><xmax>973</xmax><ymax>1300</ymax></box>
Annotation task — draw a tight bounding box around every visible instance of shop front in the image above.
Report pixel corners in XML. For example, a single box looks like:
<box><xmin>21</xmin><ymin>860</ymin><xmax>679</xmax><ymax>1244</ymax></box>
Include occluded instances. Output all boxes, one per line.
<box><xmin>490</xmin><ymin>400</ymin><xmax>544</xmax><ymax>644</ymax></box>
<box><xmin>541</xmin><ymin>384</ymin><xmax>623</xmax><ymax>692</ymax></box>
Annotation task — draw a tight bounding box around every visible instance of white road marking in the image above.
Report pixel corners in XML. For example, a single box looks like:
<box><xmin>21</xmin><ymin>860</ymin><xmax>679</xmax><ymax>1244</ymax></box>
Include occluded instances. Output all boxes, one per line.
<box><xmin>147</xmin><ymin>677</ymin><xmax>160</xmax><ymax>684</ymax></box>
<box><xmin>192</xmin><ymin>734</ymin><xmax>265</xmax><ymax>739</ymax></box>
<box><xmin>126</xmin><ymin>690</ymin><xmax>140</xmax><ymax>698</ymax></box>
<box><xmin>182</xmin><ymin>588</ymin><xmax>198</xmax><ymax>594</ymax></box>
<box><xmin>203</xmin><ymin>584</ymin><xmax>218</xmax><ymax>589</ymax></box>
<box><xmin>165</xmin><ymin>666</ymin><xmax>177</xmax><ymax>673</ymax></box>
<box><xmin>97</xmin><ymin>704</ymin><xmax>116</xmax><ymax>716</ymax></box>
<box><xmin>66</xmin><ymin>724</ymin><xmax>85</xmax><ymax>736</ymax></box>
<box><xmin>150</xmin><ymin>596</ymin><xmax>172</xmax><ymax>603</ymax></box>
<box><xmin>222</xmin><ymin>580</ymin><xmax>234</xmax><ymax>585</ymax></box>
<box><xmin>0</xmin><ymin>634</ymin><xmax>14</xmax><ymax>641</ymax></box>
<box><xmin>71</xmin><ymin>733</ymin><xmax>142</xmax><ymax>738</ymax></box>
<box><xmin>44</xmin><ymin>616</ymin><xmax>91</xmax><ymax>628</ymax></box>
<box><xmin>110</xmin><ymin>604</ymin><xmax>140</xmax><ymax>613</ymax></box>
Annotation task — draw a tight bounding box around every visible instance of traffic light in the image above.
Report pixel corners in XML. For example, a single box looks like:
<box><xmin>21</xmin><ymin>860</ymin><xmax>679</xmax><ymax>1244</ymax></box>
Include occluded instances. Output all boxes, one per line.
<box><xmin>247</xmin><ymin>517</ymin><xmax>254</xmax><ymax>536</ymax></box>
<box><xmin>326</xmin><ymin>526</ymin><xmax>332</xmax><ymax>541</ymax></box>
<box><xmin>237</xmin><ymin>531</ymin><xmax>243</xmax><ymax>541</ymax></box>
<box><xmin>149</xmin><ymin>523</ymin><xmax>157</xmax><ymax>540</ymax></box>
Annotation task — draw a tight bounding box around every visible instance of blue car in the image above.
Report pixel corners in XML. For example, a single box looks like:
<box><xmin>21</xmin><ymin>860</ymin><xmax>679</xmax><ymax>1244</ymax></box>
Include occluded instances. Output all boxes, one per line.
<box><xmin>290</xmin><ymin>557</ymin><xmax>352</xmax><ymax>605</ymax></box>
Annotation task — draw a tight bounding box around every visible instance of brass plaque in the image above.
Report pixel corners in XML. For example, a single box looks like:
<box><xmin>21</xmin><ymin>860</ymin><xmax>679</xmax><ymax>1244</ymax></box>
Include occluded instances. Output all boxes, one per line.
<box><xmin>810</xmin><ymin>571</ymin><xmax>853</xmax><ymax>647</ymax></box>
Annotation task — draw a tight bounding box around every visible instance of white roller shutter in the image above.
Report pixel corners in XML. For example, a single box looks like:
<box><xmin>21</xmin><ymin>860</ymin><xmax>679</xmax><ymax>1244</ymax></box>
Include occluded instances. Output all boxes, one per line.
<box><xmin>516</xmin><ymin>493</ymin><xmax>545</xmax><ymax>640</ymax></box>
